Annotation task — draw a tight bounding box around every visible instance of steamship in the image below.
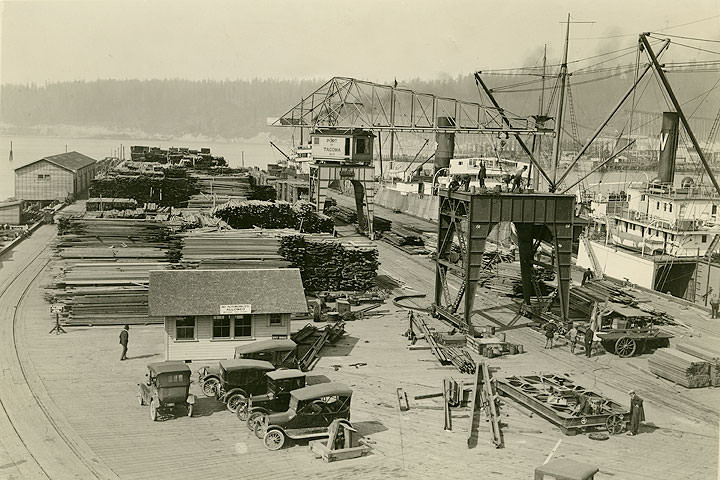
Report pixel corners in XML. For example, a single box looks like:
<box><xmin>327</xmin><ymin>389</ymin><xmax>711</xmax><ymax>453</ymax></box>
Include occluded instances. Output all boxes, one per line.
<box><xmin>578</xmin><ymin>112</ymin><xmax>720</xmax><ymax>300</ymax></box>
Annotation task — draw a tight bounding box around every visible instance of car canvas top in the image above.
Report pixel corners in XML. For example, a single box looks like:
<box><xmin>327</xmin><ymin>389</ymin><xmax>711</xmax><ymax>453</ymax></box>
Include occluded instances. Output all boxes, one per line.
<box><xmin>266</xmin><ymin>369</ymin><xmax>305</xmax><ymax>381</ymax></box>
<box><xmin>147</xmin><ymin>361</ymin><xmax>191</xmax><ymax>375</ymax></box>
<box><xmin>290</xmin><ymin>382</ymin><xmax>352</xmax><ymax>401</ymax></box>
<box><xmin>234</xmin><ymin>339</ymin><xmax>296</xmax><ymax>355</ymax></box>
<box><xmin>219</xmin><ymin>359</ymin><xmax>275</xmax><ymax>371</ymax></box>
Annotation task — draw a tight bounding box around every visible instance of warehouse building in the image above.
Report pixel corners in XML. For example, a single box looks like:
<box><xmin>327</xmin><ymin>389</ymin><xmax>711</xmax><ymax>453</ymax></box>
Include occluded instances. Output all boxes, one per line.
<box><xmin>148</xmin><ymin>268</ymin><xmax>308</xmax><ymax>361</ymax></box>
<box><xmin>14</xmin><ymin>151</ymin><xmax>98</xmax><ymax>202</ymax></box>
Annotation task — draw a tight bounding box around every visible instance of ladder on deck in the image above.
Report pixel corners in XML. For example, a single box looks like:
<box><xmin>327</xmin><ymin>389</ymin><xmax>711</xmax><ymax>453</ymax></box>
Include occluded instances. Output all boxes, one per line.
<box><xmin>581</xmin><ymin>234</ymin><xmax>604</xmax><ymax>280</ymax></box>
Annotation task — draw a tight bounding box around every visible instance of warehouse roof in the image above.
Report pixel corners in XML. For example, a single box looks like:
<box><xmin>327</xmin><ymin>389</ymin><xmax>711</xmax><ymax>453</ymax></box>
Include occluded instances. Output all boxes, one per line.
<box><xmin>148</xmin><ymin>268</ymin><xmax>307</xmax><ymax>316</ymax></box>
<box><xmin>15</xmin><ymin>151</ymin><xmax>97</xmax><ymax>173</ymax></box>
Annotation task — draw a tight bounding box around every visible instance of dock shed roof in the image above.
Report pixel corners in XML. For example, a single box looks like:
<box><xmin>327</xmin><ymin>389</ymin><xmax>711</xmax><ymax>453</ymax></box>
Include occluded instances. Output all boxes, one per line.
<box><xmin>148</xmin><ymin>268</ymin><xmax>307</xmax><ymax>316</ymax></box>
<box><xmin>15</xmin><ymin>151</ymin><xmax>97</xmax><ymax>173</ymax></box>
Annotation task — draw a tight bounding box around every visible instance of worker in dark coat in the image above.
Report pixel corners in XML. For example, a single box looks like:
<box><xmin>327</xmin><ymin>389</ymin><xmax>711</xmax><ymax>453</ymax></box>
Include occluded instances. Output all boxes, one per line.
<box><xmin>627</xmin><ymin>390</ymin><xmax>645</xmax><ymax>435</ymax></box>
<box><xmin>119</xmin><ymin>324</ymin><xmax>129</xmax><ymax>361</ymax></box>
<box><xmin>512</xmin><ymin>165</ymin><xmax>528</xmax><ymax>192</ymax></box>
<box><xmin>710</xmin><ymin>294</ymin><xmax>719</xmax><ymax>319</ymax></box>
<box><xmin>582</xmin><ymin>267</ymin><xmax>594</xmax><ymax>285</ymax></box>
<box><xmin>583</xmin><ymin>326</ymin><xmax>594</xmax><ymax>358</ymax></box>
<box><xmin>477</xmin><ymin>161</ymin><xmax>486</xmax><ymax>187</ymax></box>
<box><xmin>543</xmin><ymin>320</ymin><xmax>557</xmax><ymax>349</ymax></box>
<box><xmin>448</xmin><ymin>176</ymin><xmax>460</xmax><ymax>192</ymax></box>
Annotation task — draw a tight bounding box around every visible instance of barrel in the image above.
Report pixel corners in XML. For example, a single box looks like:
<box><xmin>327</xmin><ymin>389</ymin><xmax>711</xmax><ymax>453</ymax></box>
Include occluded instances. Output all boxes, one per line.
<box><xmin>516</xmin><ymin>344</ymin><xmax>524</xmax><ymax>354</ymax></box>
<box><xmin>508</xmin><ymin>344</ymin><xmax>518</xmax><ymax>355</ymax></box>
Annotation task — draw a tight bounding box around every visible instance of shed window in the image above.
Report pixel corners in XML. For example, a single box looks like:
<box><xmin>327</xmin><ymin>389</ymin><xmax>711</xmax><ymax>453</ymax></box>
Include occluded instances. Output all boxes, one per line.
<box><xmin>344</xmin><ymin>138</ymin><xmax>351</xmax><ymax>156</ymax></box>
<box><xmin>212</xmin><ymin>316</ymin><xmax>231</xmax><ymax>339</ymax></box>
<box><xmin>702</xmin><ymin>235</ymin><xmax>708</xmax><ymax>243</ymax></box>
<box><xmin>37</xmin><ymin>174</ymin><xmax>50</xmax><ymax>180</ymax></box>
<box><xmin>269</xmin><ymin>313</ymin><xmax>282</xmax><ymax>325</ymax></box>
<box><xmin>176</xmin><ymin>316</ymin><xmax>195</xmax><ymax>340</ymax></box>
<box><xmin>656</xmin><ymin>202</ymin><xmax>660</xmax><ymax>210</ymax></box>
<box><xmin>713</xmin><ymin>205</ymin><xmax>717</xmax><ymax>215</ymax></box>
<box><xmin>669</xmin><ymin>203</ymin><xmax>673</xmax><ymax>213</ymax></box>
<box><xmin>234</xmin><ymin>315</ymin><xmax>252</xmax><ymax>338</ymax></box>
<box><xmin>355</xmin><ymin>138</ymin><xmax>368</xmax><ymax>154</ymax></box>
<box><xmin>663</xmin><ymin>203</ymin><xmax>667</xmax><ymax>212</ymax></box>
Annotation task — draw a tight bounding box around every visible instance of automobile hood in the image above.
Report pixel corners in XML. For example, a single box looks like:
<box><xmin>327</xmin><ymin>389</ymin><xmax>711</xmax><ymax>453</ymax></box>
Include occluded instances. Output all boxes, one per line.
<box><xmin>267</xmin><ymin>411</ymin><xmax>294</xmax><ymax>425</ymax></box>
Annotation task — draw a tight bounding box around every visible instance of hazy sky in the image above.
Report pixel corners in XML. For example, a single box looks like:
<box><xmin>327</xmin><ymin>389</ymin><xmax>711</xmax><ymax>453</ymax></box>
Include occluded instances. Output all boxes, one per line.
<box><xmin>1</xmin><ymin>0</ymin><xmax>719</xmax><ymax>84</ymax></box>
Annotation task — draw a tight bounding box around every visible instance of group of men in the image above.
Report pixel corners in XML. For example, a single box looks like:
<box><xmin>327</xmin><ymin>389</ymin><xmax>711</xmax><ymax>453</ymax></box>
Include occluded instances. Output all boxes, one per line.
<box><xmin>446</xmin><ymin>164</ymin><xmax>529</xmax><ymax>193</ymax></box>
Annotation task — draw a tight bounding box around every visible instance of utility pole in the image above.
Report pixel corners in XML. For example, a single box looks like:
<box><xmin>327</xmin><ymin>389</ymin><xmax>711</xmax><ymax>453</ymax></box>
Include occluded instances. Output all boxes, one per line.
<box><xmin>530</xmin><ymin>44</ymin><xmax>547</xmax><ymax>191</ymax></box>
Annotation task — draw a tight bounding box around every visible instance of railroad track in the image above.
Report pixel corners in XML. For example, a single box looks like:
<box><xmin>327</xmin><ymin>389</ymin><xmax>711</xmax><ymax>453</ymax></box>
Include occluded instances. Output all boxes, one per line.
<box><xmin>0</xmin><ymin>226</ymin><xmax>118</xmax><ymax>479</ymax></box>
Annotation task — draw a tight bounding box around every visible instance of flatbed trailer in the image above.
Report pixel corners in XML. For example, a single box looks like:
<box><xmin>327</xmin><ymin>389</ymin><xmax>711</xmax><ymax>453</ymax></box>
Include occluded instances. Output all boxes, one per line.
<box><xmin>497</xmin><ymin>374</ymin><xmax>629</xmax><ymax>436</ymax></box>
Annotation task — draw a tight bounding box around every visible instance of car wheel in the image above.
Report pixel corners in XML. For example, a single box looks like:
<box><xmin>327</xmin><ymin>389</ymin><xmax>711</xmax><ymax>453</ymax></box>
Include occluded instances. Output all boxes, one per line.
<box><xmin>236</xmin><ymin>402</ymin><xmax>250</xmax><ymax>421</ymax></box>
<box><xmin>187</xmin><ymin>404</ymin><xmax>193</xmax><ymax>417</ymax></box>
<box><xmin>226</xmin><ymin>393</ymin><xmax>247</xmax><ymax>414</ymax></box>
<box><xmin>254</xmin><ymin>415</ymin><xmax>268</xmax><ymax>439</ymax></box>
<box><xmin>246</xmin><ymin>411</ymin><xmax>264</xmax><ymax>431</ymax></box>
<box><xmin>201</xmin><ymin>378</ymin><xmax>220</xmax><ymax>397</ymax></box>
<box><xmin>150</xmin><ymin>401</ymin><xmax>158</xmax><ymax>421</ymax></box>
<box><xmin>263</xmin><ymin>429</ymin><xmax>285</xmax><ymax>451</ymax></box>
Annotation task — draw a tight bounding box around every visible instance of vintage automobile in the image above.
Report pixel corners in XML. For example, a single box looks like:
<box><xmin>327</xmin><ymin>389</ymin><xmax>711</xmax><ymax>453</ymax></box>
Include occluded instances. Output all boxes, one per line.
<box><xmin>254</xmin><ymin>382</ymin><xmax>353</xmax><ymax>450</ymax></box>
<box><xmin>197</xmin><ymin>339</ymin><xmax>297</xmax><ymax>396</ymax></box>
<box><xmin>234</xmin><ymin>338</ymin><xmax>298</xmax><ymax>368</ymax></box>
<box><xmin>239</xmin><ymin>369</ymin><xmax>306</xmax><ymax>428</ymax></box>
<box><xmin>215</xmin><ymin>359</ymin><xmax>276</xmax><ymax>413</ymax></box>
<box><xmin>137</xmin><ymin>361</ymin><xmax>196</xmax><ymax>421</ymax></box>
<box><xmin>593</xmin><ymin>304</ymin><xmax>672</xmax><ymax>357</ymax></box>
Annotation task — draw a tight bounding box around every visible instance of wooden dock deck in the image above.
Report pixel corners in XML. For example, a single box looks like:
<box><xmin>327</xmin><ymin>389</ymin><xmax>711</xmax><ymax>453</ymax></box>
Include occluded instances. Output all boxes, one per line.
<box><xmin>0</xmin><ymin>200</ymin><xmax>718</xmax><ymax>479</ymax></box>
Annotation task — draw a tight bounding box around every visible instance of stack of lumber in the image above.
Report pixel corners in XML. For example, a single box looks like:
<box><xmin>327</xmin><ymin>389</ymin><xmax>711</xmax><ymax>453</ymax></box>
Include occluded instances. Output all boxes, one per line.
<box><xmin>50</xmin><ymin>262</ymin><xmax>169</xmax><ymax>325</ymax></box>
<box><xmin>325</xmin><ymin>205</ymin><xmax>356</xmax><ymax>224</ymax></box>
<box><xmin>186</xmin><ymin>194</ymin><xmax>246</xmax><ymax>209</ymax></box>
<box><xmin>648</xmin><ymin>348</ymin><xmax>711</xmax><ymax>388</ymax></box>
<box><xmin>440</xmin><ymin>346</ymin><xmax>476</xmax><ymax>374</ymax></box>
<box><xmin>279</xmin><ymin>235</ymin><xmax>379</xmax><ymax>292</ymax></box>
<box><xmin>570</xmin><ymin>278</ymin><xmax>675</xmax><ymax>325</ymax></box>
<box><xmin>179</xmin><ymin>230</ymin><xmax>290</xmax><ymax>269</ymax></box>
<box><xmin>374</xmin><ymin>216</ymin><xmax>392</xmax><ymax>232</ymax></box>
<box><xmin>54</xmin><ymin>217</ymin><xmax>179</xmax><ymax>261</ymax></box>
<box><xmin>213</xmin><ymin>200</ymin><xmax>334</xmax><ymax>234</ymax></box>
<box><xmin>193</xmin><ymin>175</ymin><xmax>253</xmax><ymax>197</ymax></box>
<box><xmin>676</xmin><ymin>342</ymin><xmax>720</xmax><ymax>386</ymax></box>
<box><xmin>86</xmin><ymin>198</ymin><xmax>138</xmax><ymax>211</ymax></box>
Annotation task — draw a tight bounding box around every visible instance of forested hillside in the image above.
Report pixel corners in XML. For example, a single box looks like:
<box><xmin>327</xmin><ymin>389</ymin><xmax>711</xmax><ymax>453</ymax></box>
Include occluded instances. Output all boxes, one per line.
<box><xmin>2</xmin><ymin>73</ymin><xmax>717</xmax><ymax>140</ymax></box>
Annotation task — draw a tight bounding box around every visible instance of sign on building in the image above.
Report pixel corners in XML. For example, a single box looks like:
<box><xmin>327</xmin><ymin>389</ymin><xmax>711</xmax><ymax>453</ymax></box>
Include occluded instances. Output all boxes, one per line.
<box><xmin>219</xmin><ymin>304</ymin><xmax>252</xmax><ymax>315</ymax></box>
<box><xmin>313</xmin><ymin>136</ymin><xmax>347</xmax><ymax>159</ymax></box>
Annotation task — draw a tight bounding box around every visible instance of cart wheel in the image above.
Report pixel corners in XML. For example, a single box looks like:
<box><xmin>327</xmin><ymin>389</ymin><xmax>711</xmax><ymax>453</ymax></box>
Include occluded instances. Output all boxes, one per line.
<box><xmin>187</xmin><ymin>404</ymin><xmax>193</xmax><ymax>417</ymax></box>
<box><xmin>150</xmin><ymin>401</ymin><xmax>158</xmax><ymax>421</ymax></box>
<box><xmin>606</xmin><ymin>414</ymin><xmax>625</xmax><ymax>434</ymax></box>
<box><xmin>614</xmin><ymin>337</ymin><xmax>637</xmax><ymax>357</ymax></box>
<box><xmin>263</xmin><ymin>430</ymin><xmax>285</xmax><ymax>451</ymax></box>
<box><xmin>246</xmin><ymin>411</ymin><xmax>264</xmax><ymax>431</ymax></box>
<box><xmin>226</xmin><ymin>393</ymin><xmax>247</xmax><ymax>414</ymax></box>
<box><xmin>201</xmin><ymin>378</ymin><xmax>220</xmax><ymax>397</ymax></box>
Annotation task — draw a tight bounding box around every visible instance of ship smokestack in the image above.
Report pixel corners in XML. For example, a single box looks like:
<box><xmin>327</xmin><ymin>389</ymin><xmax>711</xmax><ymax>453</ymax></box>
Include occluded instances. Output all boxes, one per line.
<box><xmin>434</xmin><ymin>116</ymin><xmax>455</xmax><ymax>173</ymax></box>
<box><xmin>658</xmin><ymin>111</ymin><xmax>679</xmax><ymax>185</ymax></box>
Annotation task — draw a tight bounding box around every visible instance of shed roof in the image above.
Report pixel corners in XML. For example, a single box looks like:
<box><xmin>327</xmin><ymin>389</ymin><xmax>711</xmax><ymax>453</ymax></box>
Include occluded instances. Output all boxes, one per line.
<box><xmin>15</xmin><ymin>151</ymin><xmax>97</xmax><ymax>173</ymax></box>
<box><xmin>148</xmin><ymin>268</ymin><xmax>307</xmax><ymax>316</ymax></box>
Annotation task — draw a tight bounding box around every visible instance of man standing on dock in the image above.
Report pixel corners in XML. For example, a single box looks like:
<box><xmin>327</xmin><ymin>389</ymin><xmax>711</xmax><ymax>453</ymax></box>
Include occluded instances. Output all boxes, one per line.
<box><xmin>543</xmin><ymin>320</ymin><xmax>557</xmax><ymax>349</ymax></box>
<box><xmin>627</xmin><ymin>390</ymin><xmax>645</xmax><ymax>436</ymax></box>
<box><xmin>710</xmin><ymin>294</ymin><xmax>719</xmax><ymax>319</ymax></box>
<box><xmin>477</xmin><ymin>161</ymin><xmax>486</xmax><ymax>188</ymax></box>
<box><xmin>120</xmin><ymin>324</ymin><xmax>129</xmax><ymax>361</ymax></box>
<box><xmin>511</xmin><ymin>165</ymin><xmax>527</xmax><ymax>192</ymax></box>
<box><xmin>583</xmin><ymin>326</ymin><xmax>594</xmax><ymax>358</ymax></box>
<box><xmin>582</xmin><ymin>267</ymin><xmax>594</xmax><ymax>285</ymax></box>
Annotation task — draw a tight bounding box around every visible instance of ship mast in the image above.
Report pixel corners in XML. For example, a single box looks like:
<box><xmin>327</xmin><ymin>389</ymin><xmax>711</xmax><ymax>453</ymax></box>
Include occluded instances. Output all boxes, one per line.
<box><xmin>551</xmin><ymin>14</ymin><xmax>571</xmax><ymax>185</ymax></box>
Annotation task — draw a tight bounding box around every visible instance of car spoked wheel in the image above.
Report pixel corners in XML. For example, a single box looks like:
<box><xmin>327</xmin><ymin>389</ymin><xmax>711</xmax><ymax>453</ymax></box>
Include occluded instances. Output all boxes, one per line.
<box><xmin>263</xmin><ymin>430</ymin><xmax>285</xmax><ymax>451</ymax></box>
<box><xmin>201</xmin><ymin>378</ymin><xmax>220</xmax><ymax>397</ymax></box>
<box><xmin>236</xmin><ymin>402</ymin><xmax>249</xmax><ymax>421</ymax></box>
<box><xmin>226</xmin><ymin>393</ymin><xmax>246</xmax><ymax>414</ymax></box>
<box><xmin>254</xmin><ymin>415</ymin><xmax>269</xmax><ymax>439</ymax></box>
<box><xmin>246</xmin><ymin>411</ymin><xmax>264</xmax><ymax>431</ymax></box>
<box><xmin>150</xmin><ymin>401</ymin><xmax>158</xmax><ymax>421</ymax></box>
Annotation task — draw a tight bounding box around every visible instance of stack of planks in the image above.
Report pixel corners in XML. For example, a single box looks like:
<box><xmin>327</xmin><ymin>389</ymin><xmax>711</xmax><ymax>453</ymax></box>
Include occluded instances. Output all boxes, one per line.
<box><xmin>179</xmin><ymin>230</ymin><xmax>290</xmax><ymax>269</ymax></box>
<box><xmin>676</xmin><ymin>342</ymin><xmax>720</xmax><ymax>386</ymax></box>
<box><xmin>193</xmin><ymin>175</ymin><xmax>254</xmax><ymax>197</ymax></box>
<box><xmin>186</xmin><ymin>194</ymin><xmax>246</xmax><ymax>209</ymax></box>
<box><xmin>648</xmin><ymin>348</ymin><xmax>711</xmax><ymax>388</ymax></box>
<box><xmin>50</xmin><ymin>262</ymin><xmax>169</xmax><ymax>325</ymax></box>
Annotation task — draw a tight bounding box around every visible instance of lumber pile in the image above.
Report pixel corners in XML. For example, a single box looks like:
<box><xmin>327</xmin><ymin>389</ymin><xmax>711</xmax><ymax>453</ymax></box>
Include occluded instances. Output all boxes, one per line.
<box><xmin>86</xmin><ymin>198</ymin><xmax>138</xmax><ymax>211</ymax></box>
<box><xmin>292</xmin><ymin>321</ymin><xmax>346</xmax><ymax>371</ymax></box>
<box><xmin>178</xmin><ymin>230</ymin><xmax>289</xmax><ymax>269</ymax></box>
<box><xmin>186</xmin><ymin>194</ymin><xmax>246</xmax><ymax>209</ymax></box>
<box><xmin>49</xmin><ymin>262</ymin><xmax>169</xmax><ymax>325</ymax></box>
<box><xmin>325</xmin><ymin>205</ymin><xmax>356</xmax><ymax>224</ymax></box>
<box><xmin>440</xmin><ymin>346</ymin><xmax>476</xmax><ymax>374</ymax></box>
<box><xmin>676</xmin><ymin>342</ymin><xmax>720</xmax><ymax>386</ymax></box>
<box><xmin>279</xmin><ymin>235</ymin><xmax>379</xmax><ymax>292</ymax></box>
<box><xmin>648</xmin><ymin>348</ymin><xmax>711</xmax><ymax>388</ymax></box>
<box><xmin>213</xmin><ymin>200</ymin><xmax>334</xmax><ymax>234</ymax></box>
<box><xmin>89</xmin><ymin>173</ymin><xmax>199</xmax><ymax>207</ymax></box>
<box><xmin>193</xmin><ymin>175</ymin><xmax>253</xmax><ymax>197</ymax></box>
